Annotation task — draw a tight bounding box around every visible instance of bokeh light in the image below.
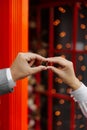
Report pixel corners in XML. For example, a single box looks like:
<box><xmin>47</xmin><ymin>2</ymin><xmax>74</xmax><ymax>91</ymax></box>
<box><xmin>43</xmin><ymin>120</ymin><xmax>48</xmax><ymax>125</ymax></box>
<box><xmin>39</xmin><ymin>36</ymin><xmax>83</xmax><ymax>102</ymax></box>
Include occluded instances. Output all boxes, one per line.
<box><xmin>59</xmin><ymin>99</ymin><xmax>65</xmax><ymax>104</ymax></box>
<box><xmin>56</xmin><ymin>121</ymin><xmax>62</xmax><ymax>126</ymax></box>
<box><xmin>65</xmin><ymin>43</ymin><xmax>71</xmax><ymax>49</ymax></box>
<box><xmin>53</xmin><ymin>19</ymin><xmax>60</xmax><ymax>26</ymax></box>
<box><xmin>55</xmin><ymin>77</ymin><xmax>63</xmax><ymax>84</ymax></box>
<box><xmin>80</xmin><ymin>24</ymin><xmax>86</xmax><ymax>29</ymax></box>
<box><xmin>58</xmin><ymin>7</ymin><xmax>66</xmax><ymax>13</ymax></box>
<box><xmin>80</xmin><ymin>13</ymin><xmax>85</xmax><ymax>19</ymax></box>
<box><xmin>59</xmin><ymin>31</ymin><xmax>66</xmax><ymax>37</ymax></box>
<box><xmin>56</xmin><ymin>44</ymin><xmax>63</xmax><ymax>49</ymax></box>
<box><xmin>81</xmin><ymin>65</ymin><xmax>86</xmax><ymax>71</ymax></box>
<box><xmin>55</xmin><ymin>110</ymin><xmax>61</xmax><ymax>116</ymax></box>
<box><xmin>79</xmin><ymin>124</ymin><xmax>85</xmax><ymax>129</ymax></box>
<box><xmin>78</xmin><ymin>55</ymin><xmax>84</xmax><ymax>61</ymax></box>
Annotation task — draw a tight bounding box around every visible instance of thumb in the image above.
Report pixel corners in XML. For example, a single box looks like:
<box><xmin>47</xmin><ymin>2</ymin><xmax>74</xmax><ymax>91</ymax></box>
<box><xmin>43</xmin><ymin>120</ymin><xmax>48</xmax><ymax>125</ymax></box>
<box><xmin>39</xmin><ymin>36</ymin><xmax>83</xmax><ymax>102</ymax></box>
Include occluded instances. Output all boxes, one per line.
<box><xmin>47</xmin><ymin>66</ymin><xmax>62</xmax><ymax>76</ymax></box>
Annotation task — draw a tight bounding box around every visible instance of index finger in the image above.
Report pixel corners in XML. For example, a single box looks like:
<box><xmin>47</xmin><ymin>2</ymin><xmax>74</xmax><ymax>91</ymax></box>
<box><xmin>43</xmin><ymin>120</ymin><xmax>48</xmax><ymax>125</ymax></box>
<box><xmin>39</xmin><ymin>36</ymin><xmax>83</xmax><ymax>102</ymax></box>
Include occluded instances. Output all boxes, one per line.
<box><xmin>46</xmin><ymin>57</ymin><xmax>68</xmax><ymax>67</ymax></box>
<box><xmin>35</xmin><ymin>53</ymin><xmax>47</xmax><ymax>61</ymax></box>
<box><xmin>24</xmin><ymin>52</ymin><xmax>47</xmax><ymax>62</ymax></box>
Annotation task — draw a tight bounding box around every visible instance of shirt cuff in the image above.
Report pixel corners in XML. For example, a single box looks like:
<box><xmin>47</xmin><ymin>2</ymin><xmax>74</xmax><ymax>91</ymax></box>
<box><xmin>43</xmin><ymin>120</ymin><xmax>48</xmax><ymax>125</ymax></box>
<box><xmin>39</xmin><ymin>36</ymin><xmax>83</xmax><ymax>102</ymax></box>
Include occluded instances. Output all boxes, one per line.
<box><xmin>6</xmin><ymin>68</ymin><xmax>16</xmax><ymax>88</ymax></box>
<box><xmin>71</xmin><ymin>82</ymin><xmax>87</xmax><ymax>102</ymax></box>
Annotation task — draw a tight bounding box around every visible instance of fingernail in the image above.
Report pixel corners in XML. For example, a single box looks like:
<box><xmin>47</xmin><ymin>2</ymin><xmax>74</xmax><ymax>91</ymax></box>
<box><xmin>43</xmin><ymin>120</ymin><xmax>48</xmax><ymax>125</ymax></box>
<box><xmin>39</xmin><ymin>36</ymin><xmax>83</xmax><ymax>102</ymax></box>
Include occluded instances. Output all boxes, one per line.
<box><xmin>42</xmin><ymin>67</ymin><xmax>47</xmax><ymax>70</ymax></box>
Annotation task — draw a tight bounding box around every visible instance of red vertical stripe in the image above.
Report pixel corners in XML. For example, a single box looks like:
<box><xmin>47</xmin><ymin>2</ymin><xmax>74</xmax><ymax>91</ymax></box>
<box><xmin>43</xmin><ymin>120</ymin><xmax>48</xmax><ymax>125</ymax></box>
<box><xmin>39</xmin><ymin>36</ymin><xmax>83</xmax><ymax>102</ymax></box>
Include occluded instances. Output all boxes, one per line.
<box><xmin>0</xmin><ymin>0</ymin><xmax>28</xmax><ymax>130</ymax></box>
<box><xmin>71</xmin><ymin>3</ymin><xmax>80</xmax><ymax>130</ymax></box>
<box><xmin>0</xmin><ymin>1</ymin><xmax>10</xmax><ymax>130</ymax></box>
<box><xmin>35</xmin><ymin>9</ymin><xmax>41</xmax><ymax>130</ymax></box>
<box><xmin>48</xmin><ymin>7</ymin><xmax>54</xmax><ymax>130</ymax></box>
<box><xmin>9</xmin><ymin>0</ymin><xmax>28</xmax><ymax>129</ymax></box>
<box><xmin>72</xmin><ymin>3</ymin><xmax>80</xmax><ymax>71</ymax></box>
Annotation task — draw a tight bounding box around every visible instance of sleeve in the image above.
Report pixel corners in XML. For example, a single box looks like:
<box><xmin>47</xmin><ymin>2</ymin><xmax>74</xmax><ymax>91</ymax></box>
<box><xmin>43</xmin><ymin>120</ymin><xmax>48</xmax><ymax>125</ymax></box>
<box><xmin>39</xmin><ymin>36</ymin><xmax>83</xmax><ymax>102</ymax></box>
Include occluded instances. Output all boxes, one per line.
<box><xmin>6</xmin><ymin>68</ymin><xmax>16</xmax><ymax>88</ymax></box>
<box><xmin>0</xmin><ymin>68</ymin><xmax>15</xmax><ymax>95</ymax></box>
<box><xmin>71</xmin><ymin>83</ymin><xmax>87</xmax><ymax>118</ymax></box>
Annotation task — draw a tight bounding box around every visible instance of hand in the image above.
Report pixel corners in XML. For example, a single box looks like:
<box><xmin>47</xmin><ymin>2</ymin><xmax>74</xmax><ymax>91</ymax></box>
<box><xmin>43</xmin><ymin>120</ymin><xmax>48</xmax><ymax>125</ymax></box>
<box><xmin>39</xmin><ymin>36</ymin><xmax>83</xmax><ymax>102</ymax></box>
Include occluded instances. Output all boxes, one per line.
<box><xmin>10</xmin><ymin>52</ymin><xmax>47</xmax><ymax>82</ymax></box>
<box><xmin>47</xmin><ymin>57</ymin><xmax>81</xmax><ymax>90</ymax></box>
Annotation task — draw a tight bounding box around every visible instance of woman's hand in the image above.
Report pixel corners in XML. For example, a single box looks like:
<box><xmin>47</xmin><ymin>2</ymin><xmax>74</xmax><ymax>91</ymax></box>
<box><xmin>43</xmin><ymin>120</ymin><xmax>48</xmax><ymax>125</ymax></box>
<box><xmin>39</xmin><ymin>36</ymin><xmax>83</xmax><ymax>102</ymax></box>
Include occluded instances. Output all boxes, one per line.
<box><xmin>47</xmin><ymin>56</ymin><xmax>81</xmax><ymax>90</ymax></box>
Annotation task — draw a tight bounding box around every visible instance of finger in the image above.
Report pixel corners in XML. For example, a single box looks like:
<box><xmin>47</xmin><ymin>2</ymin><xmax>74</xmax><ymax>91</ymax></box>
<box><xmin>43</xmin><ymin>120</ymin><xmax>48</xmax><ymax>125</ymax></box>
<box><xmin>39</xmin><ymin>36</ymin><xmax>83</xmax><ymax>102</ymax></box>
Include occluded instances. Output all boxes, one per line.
<box><xmin>47</xmin><ymin>57</ymin><xmax>67</xmax><ymax>67</ymax></box>
<box><xmin>29</xmin><ymin>59</ymin><xmax>35</xmax><ymax>66</ymax></box>
<box><xmin>30</xmin><ymin>65</ymin><xmax>47</xmax><ymax>74</ymax></box>
<box><xmin>25</xmin><ymin>53</ymin><xmax>47</xmax><ymax>62</ymax></box>
<box><xmin>35</xmin><ymin>54</ymin><xmax>47</xmax><ymax>61</ymax></box>
<box><xmin>47</xmin><ymin>66</ymin><xmax>61</xmax><ymax>75</ymax></box>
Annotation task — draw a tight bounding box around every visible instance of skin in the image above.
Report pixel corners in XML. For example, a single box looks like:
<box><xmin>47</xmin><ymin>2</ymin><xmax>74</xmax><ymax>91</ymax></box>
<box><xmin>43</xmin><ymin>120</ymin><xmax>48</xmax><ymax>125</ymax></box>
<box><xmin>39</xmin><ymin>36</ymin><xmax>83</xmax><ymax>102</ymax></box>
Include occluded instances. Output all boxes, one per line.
<box><xmin>10</xmin><ymin>52</ymin><xmax>47</xmax><ymax>82</ymax></box>
<box><xmin>47</xmin><ymin>57</ymin><xmax>81</xmax><ymax>90</ymax></box>
<box><xmin>10</xmin><ymin>53</ymin><xmax>81</xmax><ymax>90</ymax></box>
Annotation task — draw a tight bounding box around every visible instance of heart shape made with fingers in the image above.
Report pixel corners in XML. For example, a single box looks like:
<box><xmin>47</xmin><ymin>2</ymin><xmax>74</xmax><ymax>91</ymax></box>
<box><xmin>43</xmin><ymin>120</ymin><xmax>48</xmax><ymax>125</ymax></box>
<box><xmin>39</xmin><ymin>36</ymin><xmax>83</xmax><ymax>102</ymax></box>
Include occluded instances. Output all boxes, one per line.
<box><xmin>34</xmin><ymin>59</ymin><xmax>59</xmax><ymax>68</ymax></box>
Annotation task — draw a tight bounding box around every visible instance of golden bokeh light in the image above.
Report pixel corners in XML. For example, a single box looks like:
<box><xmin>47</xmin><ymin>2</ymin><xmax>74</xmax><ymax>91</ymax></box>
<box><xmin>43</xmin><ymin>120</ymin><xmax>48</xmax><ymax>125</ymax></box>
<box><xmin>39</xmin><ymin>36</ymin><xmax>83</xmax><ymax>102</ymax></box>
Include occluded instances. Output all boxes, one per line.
<box><xmin>58</xmin><ymin>78</ymin><xmax>63</xmax><ymax>83</ymax></box>
<box><xmin>81</xmin><ymin>65</ymin><xmax>86</xmax><ymax>71</ymax></box>
<box><xmin>66</xmin><ymin>43</ymin><xmax>71</xmax><ymax>49</ymax></box>
<box><xmin>80</xmin><ymin>24</ymin><xmax>86</xmax><ymax>29</ymax></box>
<box><xmin>84</xmin><ymin>45</ymin><xmax>87</xmax><ymax>50</ymax></box>
<box><xmin>58</xmin><ymin>7</ymin><xmax>66</xmax><ymax>13</ymax></box>
<box><xmin>78</xmin><ymin>55</ymin><xmax>84</xmax><ymax>61</ymax></box>
<box><xmin>53</xmin><ymin>19</ymin><xmax>60</xmax><ymax>26</ymax></box>
<box><xmin>79</xmin><ymin>124</ymin><xmax>85</xmax><ymax>129</ymax></box>
<box><xmin>56</xmin><ymin>44</ymin><xmax>63</xmax><ymax>49</ymax></box>
<box><xmin>80</xmin><ymin>13</ymin><xmax>85</xmax><ymax>19</ymax></box>
<box><xmin>59</xmin><ymin>99</ymin><xmax>65</xmax><ymax>104</ymax></box>
<box><xmin>55</xmin><ymin>110</ymin><xmax>61</xmax><ymax>116</ymax></box>
<box><xmin>61</xmin><ymin>55</ymin><xmax>66</xmax><ymax>59</ymax></box>
<box><xmin>58</xmin><ymin>78</ymin><xmax>63</xmax><ymax>84</ymax></box>
<box><xmin>56</xmin><ymin>121</ymin><xmax>62</xmax><ymax>126</ymax></box>
<box><xmin>55</xmin><ymin>77</ymin><xmax>63</xmax><ymax>84</ymax></box>
<box><xmin>59</xmin><ymin>31</ymin><xmax>66</xmax><ymax>37</ymax></box>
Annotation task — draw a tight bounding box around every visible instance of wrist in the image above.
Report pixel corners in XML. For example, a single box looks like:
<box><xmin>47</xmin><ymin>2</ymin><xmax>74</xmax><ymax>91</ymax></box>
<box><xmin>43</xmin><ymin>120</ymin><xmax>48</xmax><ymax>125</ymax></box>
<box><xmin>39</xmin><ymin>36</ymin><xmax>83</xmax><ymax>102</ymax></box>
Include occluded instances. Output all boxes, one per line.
<box><xmin>70</xmin><ymin>77</ymin><xmax>81</xmax><ymax>90</ymax></box>
<box><xmin>10</xmin><ymin>67</ymin><xmax>17</xmax><ymax>82</ymax></box>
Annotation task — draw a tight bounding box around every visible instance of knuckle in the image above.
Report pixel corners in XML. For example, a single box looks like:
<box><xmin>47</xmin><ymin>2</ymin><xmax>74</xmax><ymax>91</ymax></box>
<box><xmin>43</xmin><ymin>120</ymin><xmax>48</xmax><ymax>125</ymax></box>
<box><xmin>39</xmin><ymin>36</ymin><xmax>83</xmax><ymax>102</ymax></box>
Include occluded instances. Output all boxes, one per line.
<box><xmin>69</xmin><ymin>61</ymin><xmax>73</xmax><ymax>67</ymax></box>
<box><xmin>18</xmin><ymin>52</ymin><xmax>24</xmax><ymax>58</ymax></box>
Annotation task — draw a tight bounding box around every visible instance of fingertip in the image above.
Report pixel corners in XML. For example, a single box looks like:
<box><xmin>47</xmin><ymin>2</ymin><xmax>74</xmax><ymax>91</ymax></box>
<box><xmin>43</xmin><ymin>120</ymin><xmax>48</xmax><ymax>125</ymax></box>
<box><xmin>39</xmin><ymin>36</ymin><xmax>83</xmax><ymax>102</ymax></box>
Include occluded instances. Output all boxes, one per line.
<box><xmin>46</xmin><ymin>66</ymin><xmax>52</xmax><ymax>70</ymax></box>
<box><xmin>42</xmin><ymin>67</ymin><xmax>47</xmax><ymax>70</ymax></box>
<box><xmin>46</xmin><ymin>58</ymin><xmax>51</xmax><ymax>61</ymax></box>
<box><xmin>40</xmin><ymin>65</ymin><xmax>47</xmax><ymax>70</ymax></box>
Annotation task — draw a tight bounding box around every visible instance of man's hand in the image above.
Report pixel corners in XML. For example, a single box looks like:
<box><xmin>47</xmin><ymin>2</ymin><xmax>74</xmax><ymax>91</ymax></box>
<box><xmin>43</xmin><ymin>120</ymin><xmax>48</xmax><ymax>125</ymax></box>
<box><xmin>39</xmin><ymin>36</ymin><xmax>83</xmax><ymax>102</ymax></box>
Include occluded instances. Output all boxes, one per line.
<box><xmin>10</xmin><ymin>52</ymin><xmax>47</xmax><ymax>82</ymax></box>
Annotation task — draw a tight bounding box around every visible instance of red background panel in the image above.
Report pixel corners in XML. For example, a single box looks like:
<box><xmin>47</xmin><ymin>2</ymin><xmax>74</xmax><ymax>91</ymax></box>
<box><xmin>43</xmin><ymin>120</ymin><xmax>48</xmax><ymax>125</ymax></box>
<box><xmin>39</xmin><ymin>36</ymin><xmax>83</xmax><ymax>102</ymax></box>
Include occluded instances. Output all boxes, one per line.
<box><xmin>0</xmin><ymin>0</ymin><xmax>28</xmax><ymax>130</ymax></box>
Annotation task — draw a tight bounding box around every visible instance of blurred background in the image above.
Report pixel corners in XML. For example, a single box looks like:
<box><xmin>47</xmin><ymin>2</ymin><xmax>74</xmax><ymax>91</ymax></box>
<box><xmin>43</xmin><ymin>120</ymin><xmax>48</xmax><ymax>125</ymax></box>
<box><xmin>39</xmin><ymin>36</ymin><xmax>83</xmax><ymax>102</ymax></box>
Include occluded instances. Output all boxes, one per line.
<box><xmin>28</xmin><ymin>0</ymin><xmax>87</xmax><ymax>130</ymax></box>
